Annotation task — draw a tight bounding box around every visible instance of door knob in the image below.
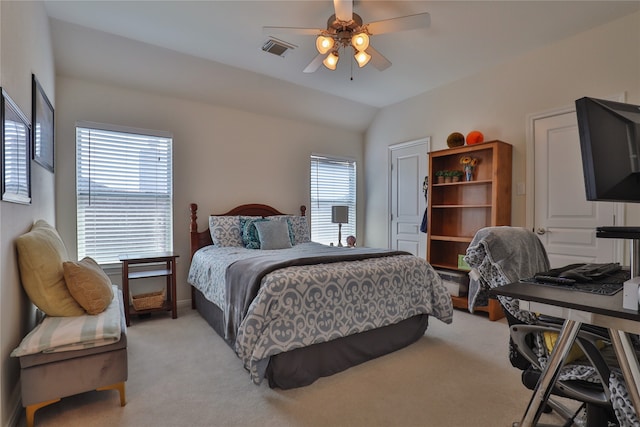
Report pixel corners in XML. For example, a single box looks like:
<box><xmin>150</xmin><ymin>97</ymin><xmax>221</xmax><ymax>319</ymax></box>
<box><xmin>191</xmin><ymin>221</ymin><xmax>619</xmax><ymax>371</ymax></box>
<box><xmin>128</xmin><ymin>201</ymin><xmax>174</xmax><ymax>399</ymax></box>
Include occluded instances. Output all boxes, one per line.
<box><xmin>536</xmin><ymin>228</ymin><xmax>546</xmax><ymax>235</ymax></box>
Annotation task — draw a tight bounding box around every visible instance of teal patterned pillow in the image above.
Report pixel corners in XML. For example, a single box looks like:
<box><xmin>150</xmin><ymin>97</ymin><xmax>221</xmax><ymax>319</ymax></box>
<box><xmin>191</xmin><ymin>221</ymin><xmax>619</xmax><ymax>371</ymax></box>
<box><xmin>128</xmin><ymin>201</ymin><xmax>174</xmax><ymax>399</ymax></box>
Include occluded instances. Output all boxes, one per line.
<box><xmin>241</xmin><ymin>218</ymin><xmax>268</xmax><ymax>249</ymax></box>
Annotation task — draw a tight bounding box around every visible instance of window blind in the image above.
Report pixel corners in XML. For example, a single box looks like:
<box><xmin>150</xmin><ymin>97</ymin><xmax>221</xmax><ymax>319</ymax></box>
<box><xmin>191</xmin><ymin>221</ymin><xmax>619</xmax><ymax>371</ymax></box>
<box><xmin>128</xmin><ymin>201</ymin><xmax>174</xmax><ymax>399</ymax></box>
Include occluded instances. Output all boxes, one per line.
<box><xmin>3</xmin><ymin>119</ymin><xmax>30</xmax><ymax>199</ymax></box>
<box><xmin>310</xmin><ymin>154</ymin><xmax>356</xmax><ymax>245</ymax></box>
<box><xmin>76</xmin><ymin>123</ymin><xmax>173</xmax><ymax>265</ymax></box>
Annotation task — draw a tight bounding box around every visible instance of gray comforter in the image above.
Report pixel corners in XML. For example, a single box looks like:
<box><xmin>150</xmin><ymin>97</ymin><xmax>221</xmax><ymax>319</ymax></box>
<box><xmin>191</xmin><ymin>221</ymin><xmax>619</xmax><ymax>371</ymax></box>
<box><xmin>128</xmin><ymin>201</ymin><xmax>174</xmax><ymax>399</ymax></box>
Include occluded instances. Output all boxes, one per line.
<box><xmin>225</xmin><ymin>247</ymin><xmax>412</xmax><ymax>343</ymax></box>
<box><xmin>189</xmin><ymin>242</ymin><xmax>453</xmax><ymax>384</ymax></box>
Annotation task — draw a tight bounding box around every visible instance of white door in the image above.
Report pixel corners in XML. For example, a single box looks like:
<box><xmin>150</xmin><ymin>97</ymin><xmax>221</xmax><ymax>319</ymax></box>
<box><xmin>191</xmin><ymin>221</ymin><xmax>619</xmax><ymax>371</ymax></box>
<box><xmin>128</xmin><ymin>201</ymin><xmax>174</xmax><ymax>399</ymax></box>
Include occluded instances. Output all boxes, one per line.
<box><xmin>389</xmin><ymin>138</ymin><xmax>429</xmax><ymax>258</ymax></box>
<box><xmin>532</xmin><ymin>110</ymin><xmax>620</xmax><ymax>268</ymax></box>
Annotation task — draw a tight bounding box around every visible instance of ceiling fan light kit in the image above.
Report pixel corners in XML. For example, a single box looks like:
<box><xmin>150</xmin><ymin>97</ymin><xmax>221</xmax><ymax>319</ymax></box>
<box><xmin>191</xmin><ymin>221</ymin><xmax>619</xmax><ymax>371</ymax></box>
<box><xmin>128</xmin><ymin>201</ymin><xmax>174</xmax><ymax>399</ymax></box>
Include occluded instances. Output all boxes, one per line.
<box><xmin>315</xmin><ymin>29</ymin><xmax>369</xmax><ymax>70</ymax></box>
<box><xmin>311</xmin><ymin>12</ymin><xmax>372</xmax><ymax>71</ymax></box>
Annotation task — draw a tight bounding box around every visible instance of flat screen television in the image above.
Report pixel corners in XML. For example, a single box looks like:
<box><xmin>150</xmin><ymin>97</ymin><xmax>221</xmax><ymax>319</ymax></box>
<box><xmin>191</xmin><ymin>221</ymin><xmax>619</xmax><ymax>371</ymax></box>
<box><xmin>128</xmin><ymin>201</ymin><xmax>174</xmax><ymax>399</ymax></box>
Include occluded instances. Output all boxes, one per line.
<box><xmin>575</xmin><ymin>97</ymin><xmax>640</xmax><ymax>202</ymax></box>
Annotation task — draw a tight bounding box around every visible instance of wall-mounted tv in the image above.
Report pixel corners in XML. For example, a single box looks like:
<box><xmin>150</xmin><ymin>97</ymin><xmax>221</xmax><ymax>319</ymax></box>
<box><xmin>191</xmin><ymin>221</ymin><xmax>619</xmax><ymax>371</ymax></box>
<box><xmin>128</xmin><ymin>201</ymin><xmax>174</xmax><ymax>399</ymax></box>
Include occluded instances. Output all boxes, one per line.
<box><xmin>575</xmin><ymin>97</ymin><xmax>640</xmax><ymax>203</ymax></box>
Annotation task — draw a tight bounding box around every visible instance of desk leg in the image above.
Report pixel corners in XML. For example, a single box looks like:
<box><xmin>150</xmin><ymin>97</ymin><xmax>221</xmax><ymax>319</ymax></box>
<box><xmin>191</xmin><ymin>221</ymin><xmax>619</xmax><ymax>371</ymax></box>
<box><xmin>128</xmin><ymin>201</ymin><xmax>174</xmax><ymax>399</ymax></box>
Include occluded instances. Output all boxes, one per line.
<box><xmin>610</xmin><ymin>330</ymin><xmax>640</xmax><ymax>417</ymax></box>
<box><xmin>519</xmin><ymin>319</ymin><xmax>582</xmax><ymax>427</ymax></box>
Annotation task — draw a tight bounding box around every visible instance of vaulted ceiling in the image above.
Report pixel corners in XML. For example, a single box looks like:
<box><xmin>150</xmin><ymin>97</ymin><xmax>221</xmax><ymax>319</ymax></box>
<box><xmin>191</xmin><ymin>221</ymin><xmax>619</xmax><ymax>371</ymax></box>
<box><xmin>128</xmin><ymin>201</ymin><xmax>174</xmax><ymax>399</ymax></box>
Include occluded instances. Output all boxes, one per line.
<box><xmin>44</xmin><ymin>1</ymin><xmax>640</xmax><ymax>132</ymax></box>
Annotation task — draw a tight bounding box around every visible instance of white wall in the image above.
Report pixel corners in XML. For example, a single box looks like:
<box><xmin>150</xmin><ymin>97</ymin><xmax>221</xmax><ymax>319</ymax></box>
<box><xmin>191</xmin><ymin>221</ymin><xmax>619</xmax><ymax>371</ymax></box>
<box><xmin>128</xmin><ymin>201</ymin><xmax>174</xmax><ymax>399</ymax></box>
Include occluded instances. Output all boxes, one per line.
<box><xmin>55</xmin><ymin>76</ymin><xmax>364</xmax><ymax>302</ymax></box>
<box><xmin>364</xmin><ymin>11</ymin><xmax>640</xmax><ymax>249</ymax></box>
<box><xmin>0</xmin><ymin>1</ymin><xmax>56</xmax><ymax>425</ymax></box>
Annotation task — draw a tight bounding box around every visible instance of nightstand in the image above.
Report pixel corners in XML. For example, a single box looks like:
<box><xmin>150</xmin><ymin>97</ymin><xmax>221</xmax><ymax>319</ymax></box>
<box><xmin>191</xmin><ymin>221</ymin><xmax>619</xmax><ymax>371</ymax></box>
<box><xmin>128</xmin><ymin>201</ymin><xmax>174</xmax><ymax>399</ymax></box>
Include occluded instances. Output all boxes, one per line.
<box><xmin>119</xmin><ymin>252</ymin><xmax>179</xmax><ymax>326</ymax></box>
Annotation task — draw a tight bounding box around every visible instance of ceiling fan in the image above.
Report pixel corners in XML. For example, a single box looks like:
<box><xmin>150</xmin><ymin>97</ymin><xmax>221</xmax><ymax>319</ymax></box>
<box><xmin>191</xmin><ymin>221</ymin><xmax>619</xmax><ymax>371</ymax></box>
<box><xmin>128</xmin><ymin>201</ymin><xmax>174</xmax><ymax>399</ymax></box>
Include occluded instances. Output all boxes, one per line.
<box><xmin>263</xmin><ymin>0</ymin><xmax>430</xmax><ymax>73</ymax></box>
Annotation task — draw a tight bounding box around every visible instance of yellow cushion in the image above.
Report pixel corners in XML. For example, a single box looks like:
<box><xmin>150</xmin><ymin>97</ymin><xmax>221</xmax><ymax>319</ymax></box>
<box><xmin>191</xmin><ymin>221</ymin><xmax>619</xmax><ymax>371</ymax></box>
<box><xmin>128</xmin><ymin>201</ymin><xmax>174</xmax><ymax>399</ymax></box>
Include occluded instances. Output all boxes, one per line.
<box><xmin>15</xmin><ymin>220</ymin><xmax>85</xmax><ymax>316</ymax></box>
<box><xmin>543</xmin><ymin>331</ymin><xmax>605</xmax><ymax>363</ymax></box>
<box><xmin>63</xmin><ymin>257</ymin><xmax>114</xmax><ymax>315</ymax></box>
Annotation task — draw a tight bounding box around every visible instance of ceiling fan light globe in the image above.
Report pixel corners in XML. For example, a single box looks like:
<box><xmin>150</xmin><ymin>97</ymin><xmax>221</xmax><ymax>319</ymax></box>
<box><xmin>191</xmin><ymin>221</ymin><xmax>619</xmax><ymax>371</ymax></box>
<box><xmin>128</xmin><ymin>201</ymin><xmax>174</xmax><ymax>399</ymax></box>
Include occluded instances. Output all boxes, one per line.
<box><xmin>354</xmin><ymin>50</ymin><xmax>371</xmax><ymax>67</ymax></box>
<box><xmin>351</xmin><ymin>32</ymin><xmax>369</xmax><ymax>51</ymax></box>
<box><xmin>323</xmin><ymin>51</ymin><xmax>339</xmax><ymax>70</ymax></box>
<box><xmin>315</xmin><ymin>35</ymin><xmax>334</xmax><ymax>55</ymax></box>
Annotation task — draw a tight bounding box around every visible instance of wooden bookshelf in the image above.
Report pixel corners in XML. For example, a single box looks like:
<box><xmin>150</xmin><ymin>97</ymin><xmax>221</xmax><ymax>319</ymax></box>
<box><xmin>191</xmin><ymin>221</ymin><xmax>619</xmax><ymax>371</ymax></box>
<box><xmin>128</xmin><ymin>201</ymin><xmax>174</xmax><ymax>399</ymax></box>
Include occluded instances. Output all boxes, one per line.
<box><xmin>427</xmin><ymin>140</ymin><xmax>512</xmax><ymax>320</ymax></box>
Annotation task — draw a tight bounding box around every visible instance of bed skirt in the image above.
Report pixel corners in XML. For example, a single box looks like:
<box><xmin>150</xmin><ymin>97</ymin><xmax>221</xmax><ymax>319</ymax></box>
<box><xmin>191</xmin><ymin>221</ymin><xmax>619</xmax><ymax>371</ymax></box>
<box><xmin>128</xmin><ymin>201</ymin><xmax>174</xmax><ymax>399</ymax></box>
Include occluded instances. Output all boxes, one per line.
<box><xmin>194</xmin><ymin>287</ymin><xmax>429</xmax><ymax>389</ymax></box>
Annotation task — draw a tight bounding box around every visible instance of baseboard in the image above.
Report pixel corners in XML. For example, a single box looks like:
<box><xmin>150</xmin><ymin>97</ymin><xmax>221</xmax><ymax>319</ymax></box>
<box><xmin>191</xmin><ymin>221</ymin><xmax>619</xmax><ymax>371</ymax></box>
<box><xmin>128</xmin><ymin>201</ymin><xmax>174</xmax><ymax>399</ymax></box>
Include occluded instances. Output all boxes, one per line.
<box><xmin>177</xmin><ymin>298</ymin><xmax>192</xmax><ymax>309</ymax></box>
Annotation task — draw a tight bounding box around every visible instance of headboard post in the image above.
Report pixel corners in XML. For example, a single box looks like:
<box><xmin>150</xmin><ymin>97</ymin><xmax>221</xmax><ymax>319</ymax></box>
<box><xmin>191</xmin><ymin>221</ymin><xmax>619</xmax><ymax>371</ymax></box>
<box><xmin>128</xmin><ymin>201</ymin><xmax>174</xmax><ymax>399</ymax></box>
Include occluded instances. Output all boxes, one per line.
<box><xmin>190</xmin><ymin>203</ymin><xmax>198</xmax><ymax>233</ymax></box>
<box><xmin>300</xmin><ymin>205</ymin><xmax>306</xmax><ymax>216</ymax></box>
<box><xmin>189</xmin><ymin>203</ymin><xmax>207</xmax><ymax>309</ymax></box>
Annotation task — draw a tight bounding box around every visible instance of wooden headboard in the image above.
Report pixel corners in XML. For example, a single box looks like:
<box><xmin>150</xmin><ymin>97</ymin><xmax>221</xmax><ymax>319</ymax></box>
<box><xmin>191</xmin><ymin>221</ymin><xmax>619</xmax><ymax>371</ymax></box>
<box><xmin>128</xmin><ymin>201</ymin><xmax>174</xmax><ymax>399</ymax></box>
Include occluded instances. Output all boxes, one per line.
<box><xmin>189</xmin><ymin>203</ymin><xmax>307</xmax><ymax>260</ymax></box>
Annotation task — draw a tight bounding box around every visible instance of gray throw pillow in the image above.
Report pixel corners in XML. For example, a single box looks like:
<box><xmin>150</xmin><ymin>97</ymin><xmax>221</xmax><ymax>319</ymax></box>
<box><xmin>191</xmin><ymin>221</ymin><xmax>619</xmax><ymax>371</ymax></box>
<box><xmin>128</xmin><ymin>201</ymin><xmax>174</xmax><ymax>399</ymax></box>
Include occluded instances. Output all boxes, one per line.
<box><xmin>254</xmin><ymin>220</ymin><xmax>293</xmax><ymax>250</ymax></box>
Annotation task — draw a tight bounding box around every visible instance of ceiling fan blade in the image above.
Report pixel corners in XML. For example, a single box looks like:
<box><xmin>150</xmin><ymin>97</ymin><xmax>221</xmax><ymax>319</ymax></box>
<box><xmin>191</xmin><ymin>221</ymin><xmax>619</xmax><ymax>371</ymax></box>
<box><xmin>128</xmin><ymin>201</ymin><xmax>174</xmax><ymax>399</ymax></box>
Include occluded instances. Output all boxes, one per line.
<box><xmin>263</xmin><ymin>26</ymin><xmax>321</xmax><ymax>36</ymax></box>
<box><xmin>366</xmin><ymin>12</ymin><xmax>431</xmax><ymax>35</ymax></box>
<box><xmin>303</xmin><ymin>53</ymin><xmax>327</xmax><ymax>73</ymax></box>
<box><xmin>367</xmin><ymin>46</ymin><xmax>391</xmax><ymax>71</ymax></box>
<box><xmin>333</xmin><ymin>0</ymin><xmax>353</xmax><ymax>22</ymax></box>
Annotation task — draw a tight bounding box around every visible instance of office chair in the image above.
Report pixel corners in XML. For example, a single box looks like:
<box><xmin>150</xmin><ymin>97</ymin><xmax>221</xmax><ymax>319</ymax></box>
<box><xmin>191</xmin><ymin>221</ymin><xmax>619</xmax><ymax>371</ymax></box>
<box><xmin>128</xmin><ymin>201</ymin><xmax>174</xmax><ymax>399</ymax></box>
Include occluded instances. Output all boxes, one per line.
<box><xmin>463</xmin><ymin>226</ymin><xmax>629</xmax><ymax>427</ymax></box>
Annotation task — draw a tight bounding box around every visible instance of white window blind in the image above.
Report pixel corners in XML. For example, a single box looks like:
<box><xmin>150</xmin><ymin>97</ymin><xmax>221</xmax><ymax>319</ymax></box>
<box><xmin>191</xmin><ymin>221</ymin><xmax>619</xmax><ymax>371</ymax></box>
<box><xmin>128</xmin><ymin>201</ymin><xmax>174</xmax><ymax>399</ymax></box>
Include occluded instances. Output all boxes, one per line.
<box><xmin>2</xmin><ymin>91</ymin><xmax>31</xmax><ymax>203</ymax></box>
<box><xmin>3</xmin><ymin>118</ymin><xmax>30</xmax><ymax>199</ymax></box>
<box><xmin>310</xmin><ymin>154</ymin><xmax>356</xmax><ymax>245</ymax></box>
<box><xmin>76</xmin><ymin>122</ymin><xmax>173</xmax><ymax>265</ymax></box>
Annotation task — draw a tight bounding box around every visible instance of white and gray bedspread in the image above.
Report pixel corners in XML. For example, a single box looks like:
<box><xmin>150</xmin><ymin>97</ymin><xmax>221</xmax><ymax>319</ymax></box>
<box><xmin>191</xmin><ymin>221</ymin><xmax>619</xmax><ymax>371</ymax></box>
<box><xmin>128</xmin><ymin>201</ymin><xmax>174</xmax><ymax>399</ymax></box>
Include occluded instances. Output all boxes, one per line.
<box><xmin>188</xmin><ymin>242</ymin><xmax>453</xmax><ymax>384</ymax></box>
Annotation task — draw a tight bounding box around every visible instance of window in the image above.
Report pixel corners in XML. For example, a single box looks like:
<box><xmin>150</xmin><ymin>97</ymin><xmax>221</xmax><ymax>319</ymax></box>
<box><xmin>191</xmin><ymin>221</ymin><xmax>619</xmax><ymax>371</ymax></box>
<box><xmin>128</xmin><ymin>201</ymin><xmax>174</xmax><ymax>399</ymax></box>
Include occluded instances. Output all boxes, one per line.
<box><xmin>310</xmin><ymin>154</ymin><xmax>356</xmax><ymax>245</ymax></box>
<box><xmin>76</xmin><ymin>122</ymin><xmax>173</xmax><ymax>265</ymax></box>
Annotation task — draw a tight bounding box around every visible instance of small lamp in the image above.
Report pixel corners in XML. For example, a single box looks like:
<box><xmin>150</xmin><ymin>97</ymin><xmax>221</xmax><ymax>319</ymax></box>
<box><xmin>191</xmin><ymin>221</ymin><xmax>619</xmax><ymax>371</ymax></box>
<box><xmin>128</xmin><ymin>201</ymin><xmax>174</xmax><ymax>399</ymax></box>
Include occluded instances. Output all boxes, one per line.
<box><xmin>331</xmin><ymin>205</ymin><xmax>349</xmax><ymax>247</ymax></box>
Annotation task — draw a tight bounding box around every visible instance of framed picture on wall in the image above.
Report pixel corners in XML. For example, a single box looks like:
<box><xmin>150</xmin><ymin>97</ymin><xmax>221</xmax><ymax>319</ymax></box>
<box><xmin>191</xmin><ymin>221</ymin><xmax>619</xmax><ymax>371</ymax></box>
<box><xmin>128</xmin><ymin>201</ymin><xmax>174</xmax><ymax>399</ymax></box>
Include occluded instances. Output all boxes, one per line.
<box><xmin>32</xmin><ymin>74</ymin><xmax>54</xmax><ymax>172</ymax></box>
<box><xmin>1</xmin><ymin>88</ymin><xmax>31</xmax><ymax>204</ymax></box>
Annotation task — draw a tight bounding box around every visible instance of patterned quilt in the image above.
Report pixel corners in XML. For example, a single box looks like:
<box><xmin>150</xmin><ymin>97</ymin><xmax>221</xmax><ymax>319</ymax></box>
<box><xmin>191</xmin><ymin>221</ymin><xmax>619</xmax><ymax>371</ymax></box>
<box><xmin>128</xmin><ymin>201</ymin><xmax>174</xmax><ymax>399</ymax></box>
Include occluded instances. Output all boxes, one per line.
<box><xmin>188</xmin><ymin>242</ymin><xmax>453</xmax><ymax>384</ymax></box>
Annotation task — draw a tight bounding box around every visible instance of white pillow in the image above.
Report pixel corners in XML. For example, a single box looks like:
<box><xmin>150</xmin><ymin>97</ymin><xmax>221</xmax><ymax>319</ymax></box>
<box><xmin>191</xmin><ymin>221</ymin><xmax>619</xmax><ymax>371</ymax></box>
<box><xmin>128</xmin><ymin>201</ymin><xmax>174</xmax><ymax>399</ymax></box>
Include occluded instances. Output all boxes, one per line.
<box><xmin>208</xmin><ymin>216</ymin><xmax>243</xmax><ymax>247</ymax></box>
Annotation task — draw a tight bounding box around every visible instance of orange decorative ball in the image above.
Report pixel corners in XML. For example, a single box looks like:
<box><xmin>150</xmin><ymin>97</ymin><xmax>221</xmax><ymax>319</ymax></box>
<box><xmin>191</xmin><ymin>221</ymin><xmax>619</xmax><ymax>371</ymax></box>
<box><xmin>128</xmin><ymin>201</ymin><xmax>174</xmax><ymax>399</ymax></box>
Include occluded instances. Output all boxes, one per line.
<box><xmin>466</xmin><ymin>131</ymin><xmax>484</xmax><ymax>145</ymax></box>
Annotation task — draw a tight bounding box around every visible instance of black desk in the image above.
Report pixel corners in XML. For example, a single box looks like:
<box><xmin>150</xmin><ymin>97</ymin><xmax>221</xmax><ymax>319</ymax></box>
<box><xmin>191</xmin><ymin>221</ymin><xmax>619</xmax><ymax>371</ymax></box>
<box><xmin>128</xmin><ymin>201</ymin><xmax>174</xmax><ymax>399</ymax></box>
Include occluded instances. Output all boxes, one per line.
<box><xmin>493</xmin><ymin>282</ymin><xmax>640</xmax><ymax>427</ymax></box>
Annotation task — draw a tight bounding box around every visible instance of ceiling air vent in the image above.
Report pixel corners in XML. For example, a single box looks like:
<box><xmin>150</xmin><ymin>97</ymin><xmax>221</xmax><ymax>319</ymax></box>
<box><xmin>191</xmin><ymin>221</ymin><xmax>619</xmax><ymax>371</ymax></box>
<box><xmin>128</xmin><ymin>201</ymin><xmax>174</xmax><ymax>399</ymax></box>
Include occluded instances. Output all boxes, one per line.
<box><xmin>261</xmin><ymin>37</ymin><xmax>297</xmax><ymax>58</ymax></box>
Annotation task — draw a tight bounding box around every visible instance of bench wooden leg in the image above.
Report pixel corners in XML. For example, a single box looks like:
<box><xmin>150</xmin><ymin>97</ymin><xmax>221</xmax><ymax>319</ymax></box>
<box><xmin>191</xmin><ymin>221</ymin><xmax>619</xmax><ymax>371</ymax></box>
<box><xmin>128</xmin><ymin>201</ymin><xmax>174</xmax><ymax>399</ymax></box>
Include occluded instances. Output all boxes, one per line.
<box><xmin>26</xmin><ymin>398</ymin><xmax>60</xmax><ymax>427</ymax></box>
<box><xmin>25</xmin><ymin>382</ymin><xmax>126</xmax><ymax>427</ymax></box>
<box><xmin>97</xmin><ymin>381</ymin><xmax>126</xmax><ymax>406</ymax></box>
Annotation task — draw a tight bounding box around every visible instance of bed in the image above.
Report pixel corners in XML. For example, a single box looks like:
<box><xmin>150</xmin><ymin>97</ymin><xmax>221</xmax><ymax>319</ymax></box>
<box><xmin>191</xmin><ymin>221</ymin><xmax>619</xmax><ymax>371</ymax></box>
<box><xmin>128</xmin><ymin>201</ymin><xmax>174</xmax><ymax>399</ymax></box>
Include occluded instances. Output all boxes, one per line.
<box><xmin>188</xmin><ymin>202</ymin><xmax>453</xmax><ymax>389</ymax></box>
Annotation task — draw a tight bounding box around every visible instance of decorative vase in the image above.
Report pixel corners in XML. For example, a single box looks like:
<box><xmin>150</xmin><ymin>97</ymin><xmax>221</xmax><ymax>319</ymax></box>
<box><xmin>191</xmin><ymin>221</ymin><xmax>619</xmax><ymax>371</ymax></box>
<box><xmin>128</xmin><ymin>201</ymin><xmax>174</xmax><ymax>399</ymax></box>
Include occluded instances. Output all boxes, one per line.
<box><xmin>464</xmin><ymin>166</ymin><xmax>474</xmax><ymax>181</ymax></box>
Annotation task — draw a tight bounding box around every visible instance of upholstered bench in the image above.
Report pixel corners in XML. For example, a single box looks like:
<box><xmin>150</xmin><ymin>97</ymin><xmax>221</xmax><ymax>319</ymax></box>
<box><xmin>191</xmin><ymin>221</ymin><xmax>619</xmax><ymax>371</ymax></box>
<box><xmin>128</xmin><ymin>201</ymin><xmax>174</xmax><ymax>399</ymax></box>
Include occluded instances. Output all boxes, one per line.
<box><xmin>13</xmin><ymin>220</ymin><xmax>128</xmax><ymax>426</ymax></box>
<box><xmin>17</xmin><ymin>290</ymin><xmax>128</xmax><ymax>427</ymax></box>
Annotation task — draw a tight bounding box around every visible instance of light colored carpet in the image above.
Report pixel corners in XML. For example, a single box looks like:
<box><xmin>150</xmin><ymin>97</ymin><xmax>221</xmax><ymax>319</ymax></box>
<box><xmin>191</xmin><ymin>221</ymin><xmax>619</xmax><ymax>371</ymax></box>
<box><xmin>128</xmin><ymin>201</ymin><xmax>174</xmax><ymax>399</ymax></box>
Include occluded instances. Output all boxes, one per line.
<box><xmin>20</xmin><ymin>306</ymin><xmax>575</xmax><ymax>427</ymax></box>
